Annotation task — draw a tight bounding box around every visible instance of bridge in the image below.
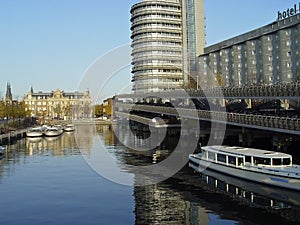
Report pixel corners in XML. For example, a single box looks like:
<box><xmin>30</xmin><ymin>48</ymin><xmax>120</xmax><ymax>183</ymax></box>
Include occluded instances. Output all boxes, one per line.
<box><xmin>114</xmin><ymin>82</ymin><xmax>300</xmax><ymax>135</ymax></box>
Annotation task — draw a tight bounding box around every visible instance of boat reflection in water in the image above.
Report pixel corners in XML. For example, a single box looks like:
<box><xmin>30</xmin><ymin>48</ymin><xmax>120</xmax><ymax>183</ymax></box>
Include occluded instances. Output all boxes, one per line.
<box><xmin>189</xmin><ymin>162</ymin><xmax>300</xmax><ymax>208</ymax></box>
<box><xmin>25</xmin><ymin>132</ymin><xmax>79</xmax><ymax>157</ymax></box>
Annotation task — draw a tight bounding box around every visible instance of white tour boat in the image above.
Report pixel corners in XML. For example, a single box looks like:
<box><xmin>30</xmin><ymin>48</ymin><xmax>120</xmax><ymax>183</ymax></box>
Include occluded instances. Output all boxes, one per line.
<box><xmin>64</xmin><ymin>124</ymin><xmax>75</xmax><ymax>132</ymax></box>
<box><xmin>26</xmin><ymin>127</ymin><xmax>44</xmax><ymax>137</ymax></box>
<box><xmin>44</xmin><ymin>127</ymin><xmax>63</xmax><ymax>137</ymax></box>
<box><xmin>189</xmin><ymin>145</ymin><xmax>300</xmax><ymax>191</ymax></box>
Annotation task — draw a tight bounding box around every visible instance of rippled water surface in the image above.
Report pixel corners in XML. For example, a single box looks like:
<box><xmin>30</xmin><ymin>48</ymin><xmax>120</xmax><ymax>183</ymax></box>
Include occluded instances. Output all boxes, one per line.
<box><xmin>0</xmin><ymin>124</ymin><xmax>299</xmax><ymax>225</ymax></box>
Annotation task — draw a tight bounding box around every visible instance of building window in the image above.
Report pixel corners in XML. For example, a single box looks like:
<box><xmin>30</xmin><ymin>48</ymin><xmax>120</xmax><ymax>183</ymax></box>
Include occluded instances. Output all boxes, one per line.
<box><xmin>268</xmin><ymin>56</ymin><xmax>272</xmax><ymax>61</ymax></box>
<box><xmin>268</xmin><ymin>66</ymin><xmax>272</xmax><ymax>71</ymax></box>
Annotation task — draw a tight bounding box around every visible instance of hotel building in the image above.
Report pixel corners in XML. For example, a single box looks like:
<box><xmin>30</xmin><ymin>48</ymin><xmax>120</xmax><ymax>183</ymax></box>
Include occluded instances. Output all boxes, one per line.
<box><xmin>130</xmin><ymin>0</ymin><xmax>205</xmax><ymax>93</ymax></box>
<box><xmin>199</xmin><ymin>13</ymin><xmax>300</xmax><ymax>89</ymax></box>
<box><xmin>23</xmin><ymin>88</ymin><xmax>92</xmax><ymax>120</ymax></box>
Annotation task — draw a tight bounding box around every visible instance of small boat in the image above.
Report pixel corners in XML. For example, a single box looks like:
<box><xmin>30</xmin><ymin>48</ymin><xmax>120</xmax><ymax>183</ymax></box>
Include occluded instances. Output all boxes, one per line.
<box><xmin>64</xmin><ymin>124</ymin><xmax>75</xmax><ymax>132</ymax></box>
<box><xmin>26</xmin><ymin>127</ymin><xmax>44</xmax><ymax>137</ymax></box>
<box><xmin>189</xmin><ymin>145</ymin><xmax>300</xmax><ymax>191</ymax></box>
<box><xmin>44</xmin><ymin>127</ymin><xmax>63</xmax><ymax>137</ymax></box>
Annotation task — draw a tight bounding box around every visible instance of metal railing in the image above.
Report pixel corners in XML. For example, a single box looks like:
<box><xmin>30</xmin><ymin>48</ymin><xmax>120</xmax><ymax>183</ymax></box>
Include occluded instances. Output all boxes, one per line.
<box><xmin>115</xmin><ymin>103</ymin><xmax>300</xmax><ymax>134</ymax></box>
<box><xmin>117</xmin><ymin>82</ymin><xmax>300</xmax><ymax>99</ymax></box>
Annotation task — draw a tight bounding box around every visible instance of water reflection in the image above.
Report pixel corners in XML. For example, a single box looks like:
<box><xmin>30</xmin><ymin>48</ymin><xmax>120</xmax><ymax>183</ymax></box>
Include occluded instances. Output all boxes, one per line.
<box><xmin>190</xmin><ymin>163</ymin><xmax>300</xmax><ymax>208</ymax></box>
<box><xmin>25</xmin><ymin>132</ymin><xmax>79</xmax><ymax>157</ymax></box>
<box><xmin>1</xmin><ymin>124</ymin><xmax>299</xmax><ymax>224</ymax></box>
<box><xmin>0</xmin><ymin>127</ymin><xmax>135</xmax><ymax>225</ymax></box>
<box><xmin>95</xmin><ymin>123</ymin><xmax>300</xmax><ymax>224</ymax></box>
<box><xmin>0</xmin><ymin>132</ymin><xmax>81</xmax><ymax>180</ymax></box>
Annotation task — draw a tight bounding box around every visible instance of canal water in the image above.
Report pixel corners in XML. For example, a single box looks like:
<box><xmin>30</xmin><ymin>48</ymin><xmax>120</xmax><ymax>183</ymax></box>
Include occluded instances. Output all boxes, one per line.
<box><xmin>0</xmin><ymin>124</ymin><xmax>299</xmax><ymax>225</ymax></box>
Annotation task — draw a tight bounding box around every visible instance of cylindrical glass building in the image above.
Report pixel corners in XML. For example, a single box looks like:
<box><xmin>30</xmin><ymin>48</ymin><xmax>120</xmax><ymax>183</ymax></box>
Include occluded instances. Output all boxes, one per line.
<box><xmin>131</xmin><ymin>0</ymin><xmax>184</xmax><ymax>93</ymax></box>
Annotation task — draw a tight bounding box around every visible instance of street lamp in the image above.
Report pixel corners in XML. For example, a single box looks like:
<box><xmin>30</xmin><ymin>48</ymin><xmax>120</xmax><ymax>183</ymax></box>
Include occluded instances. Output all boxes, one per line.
<box><xmin>196</xmin><ymin>75</ymin><xmax>199</xmax><ymax>90</ymax></box>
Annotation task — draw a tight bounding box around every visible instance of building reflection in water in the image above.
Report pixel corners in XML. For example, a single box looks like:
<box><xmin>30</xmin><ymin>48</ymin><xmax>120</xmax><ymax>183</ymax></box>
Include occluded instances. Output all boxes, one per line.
<box><xmin>74</xmin><ymin>124</ymin><xmax>95</xmax><ymax>157</ymax></box>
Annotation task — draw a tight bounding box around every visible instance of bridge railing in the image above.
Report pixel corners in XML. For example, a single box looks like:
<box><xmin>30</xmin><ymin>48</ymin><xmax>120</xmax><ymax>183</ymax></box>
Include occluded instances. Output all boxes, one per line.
<box><xmin>114</xmin><ymin>103</ymin><xmax>300</xmax><ymax>133</ymax></box>
<box><xmin>117</xmin><ymin>82</ymin><xmax>300</xmax><ymax>99</ymax></box>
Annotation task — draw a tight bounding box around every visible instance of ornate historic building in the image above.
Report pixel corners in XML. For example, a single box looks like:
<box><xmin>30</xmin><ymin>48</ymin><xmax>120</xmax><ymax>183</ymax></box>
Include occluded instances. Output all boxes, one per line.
<box><xmin>23</xmin><ymin>88</ymin><xmax>92</xmax><ymax>120</ymax></box>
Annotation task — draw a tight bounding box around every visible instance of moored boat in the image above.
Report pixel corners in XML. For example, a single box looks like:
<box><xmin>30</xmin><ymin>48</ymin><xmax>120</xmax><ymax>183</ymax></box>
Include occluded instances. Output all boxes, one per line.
<box><xmin>189</xmin><ymin>145</ymin><xmax>300</xmax><ymax>191</ymax></box>
<box><xmin>26</xmin><ymin>127</ymin><xmax>44</xmax><ymax>137</ymax></box>
<box><xmin>64</xmin><ymin>124</ymin><xmax>75</xmax><ymax>132</ymax></box>
<box><xmin>44</xmin><ymin>127</ymin><xmax>63</xmax><ymax>137</ymax></box>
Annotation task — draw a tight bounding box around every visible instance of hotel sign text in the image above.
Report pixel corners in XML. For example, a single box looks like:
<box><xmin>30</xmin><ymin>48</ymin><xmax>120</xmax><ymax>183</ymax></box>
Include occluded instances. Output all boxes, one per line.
<box><xmin>277</xmin><ymin>3</ymin><xmax>300</xmax><ymax>21</ymax></box>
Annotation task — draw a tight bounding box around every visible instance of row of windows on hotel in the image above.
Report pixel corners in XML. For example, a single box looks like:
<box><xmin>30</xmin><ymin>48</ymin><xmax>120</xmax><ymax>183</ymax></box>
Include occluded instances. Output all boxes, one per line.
<box><xmin>200</xmin><ymin>28</ymin><xmax>300</xmax><ymax>86</ymax></box>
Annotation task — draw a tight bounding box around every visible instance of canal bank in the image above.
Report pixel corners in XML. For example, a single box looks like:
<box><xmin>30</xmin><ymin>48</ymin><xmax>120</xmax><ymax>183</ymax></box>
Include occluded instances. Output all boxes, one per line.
<box><xmin>0</xmin><ymin>129</ymin><xmax>27</xmax><ymax>145</ymax></box>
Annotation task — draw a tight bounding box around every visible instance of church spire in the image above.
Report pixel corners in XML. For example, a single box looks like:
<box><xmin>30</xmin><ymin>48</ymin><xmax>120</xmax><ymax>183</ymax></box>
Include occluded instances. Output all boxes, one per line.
<box><xmin>5</xmin><ymin>82</ymin><xmax>12</xmax><ymax>102</ymax></box>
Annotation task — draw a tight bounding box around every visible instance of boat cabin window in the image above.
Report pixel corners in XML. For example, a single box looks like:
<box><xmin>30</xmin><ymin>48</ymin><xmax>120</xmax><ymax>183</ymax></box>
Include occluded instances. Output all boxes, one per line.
<box><xmin>272</xmin><ymin>158</ymin><xmax>281</xmax><ymax>166</ymax></box>
<box><xmin>217</xmin><ymin>153</ymin><xmax>226</xmax><ymax>163</ymax></box>
<box><xmin>237</xmin><ymin>157</ymin><xmax>243</xmax><ymax>166</ymax></box>
<box><xmin>245</xmin><ymin>156</ymin><xmax>251</xmax><ymax>163</ymax></box>
<box><xmin>283</xmin><ymin>158</ymin><xmax>291</xmax><ymax>165</ymax></box>
<box><xmin>272</xmin><ymin>158</ymin><xmax>291</xmax><ymax>166</ymax></box>
<box><xmin>253</xmin><ymin>157</ymin><xmax>271</xmax><ymax>165</ymax></box>
<box><xmin>208</xmin><ymin>151</ymin><xmax>215</xmax><ymax>160</ymax></box>
<box><xmin>228</xmin><ymin>156</ymin><xmax>236</xmax><ymax>165</ymax></box>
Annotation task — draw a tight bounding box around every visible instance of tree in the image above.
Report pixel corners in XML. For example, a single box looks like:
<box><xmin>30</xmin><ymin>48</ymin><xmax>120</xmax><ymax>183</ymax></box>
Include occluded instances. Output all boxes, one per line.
<box><xmin>53</xmin><ymin>104</ymin><xmax>62</xmax><ymax>119</ymax></box>
<box><xmin>94</xmin><ymin>104</ymin><xmax>103</xmax><ymax>117</ymax></box>
<box><xmin>0</xmin><ymin>101</ymin><xmax>5</xmax><ymax>119</ymax></box>
<box><xmin>63</xmin><ymin>104</ymin><xmax>73</xmax><ymax>120</ymax></box>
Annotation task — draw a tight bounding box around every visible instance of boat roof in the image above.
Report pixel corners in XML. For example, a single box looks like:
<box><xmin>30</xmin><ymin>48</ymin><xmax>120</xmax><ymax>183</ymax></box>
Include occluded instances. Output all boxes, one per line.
<box><xmin>202</xmin><ymin>145</ymin><xmax>292</xmax><ymax>158</ymax></box>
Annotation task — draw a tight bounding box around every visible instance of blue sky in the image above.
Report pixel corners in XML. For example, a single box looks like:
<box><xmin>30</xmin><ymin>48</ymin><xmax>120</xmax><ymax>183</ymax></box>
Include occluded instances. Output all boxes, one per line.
<box><xmin>0</xmin><ymin>0</ymin><xmax>294</xmax><ymax>101</ymax></box>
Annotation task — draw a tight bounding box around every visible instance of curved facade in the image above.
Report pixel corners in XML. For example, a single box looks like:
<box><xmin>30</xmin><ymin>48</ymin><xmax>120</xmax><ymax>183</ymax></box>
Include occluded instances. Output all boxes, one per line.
<box><xmin>131</xmin><ymin>0</ymin><xmax>184</xmax><ymax>93</ymax></box>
